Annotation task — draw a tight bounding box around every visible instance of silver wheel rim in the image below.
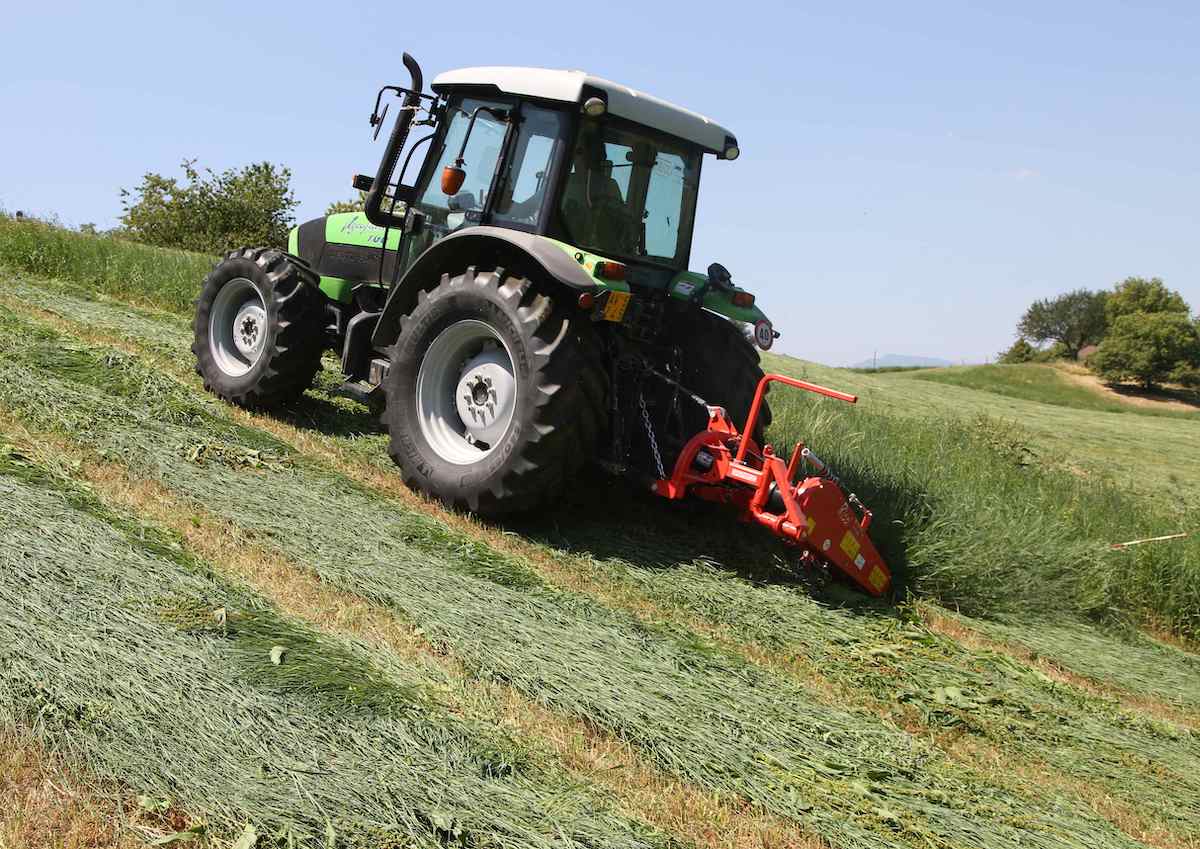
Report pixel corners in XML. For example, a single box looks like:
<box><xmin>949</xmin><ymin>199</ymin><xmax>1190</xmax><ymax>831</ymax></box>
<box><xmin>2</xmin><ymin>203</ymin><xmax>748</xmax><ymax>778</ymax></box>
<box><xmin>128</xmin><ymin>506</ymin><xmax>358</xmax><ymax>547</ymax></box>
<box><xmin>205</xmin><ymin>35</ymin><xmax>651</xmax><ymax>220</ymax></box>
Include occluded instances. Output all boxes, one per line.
<box><xmin>416</xmin><ymin>319</ymin><xmax>517</xmax><ymax>465</ymax></box>
<box><xmin>209</xmin><ymin>277</ymin><xmax>267</xmax><ymax>378</ymax></box>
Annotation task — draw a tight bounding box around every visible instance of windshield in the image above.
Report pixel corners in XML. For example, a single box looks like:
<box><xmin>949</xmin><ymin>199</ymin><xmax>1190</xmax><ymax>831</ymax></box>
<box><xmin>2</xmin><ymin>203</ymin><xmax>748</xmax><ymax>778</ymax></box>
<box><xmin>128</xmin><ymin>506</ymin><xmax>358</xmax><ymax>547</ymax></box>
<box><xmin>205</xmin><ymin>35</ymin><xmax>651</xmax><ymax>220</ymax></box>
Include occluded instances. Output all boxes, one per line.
<box><xmin>559</xmin><ymin>119</ymin><xmax>700</xmax><ymax>266</ymax></box>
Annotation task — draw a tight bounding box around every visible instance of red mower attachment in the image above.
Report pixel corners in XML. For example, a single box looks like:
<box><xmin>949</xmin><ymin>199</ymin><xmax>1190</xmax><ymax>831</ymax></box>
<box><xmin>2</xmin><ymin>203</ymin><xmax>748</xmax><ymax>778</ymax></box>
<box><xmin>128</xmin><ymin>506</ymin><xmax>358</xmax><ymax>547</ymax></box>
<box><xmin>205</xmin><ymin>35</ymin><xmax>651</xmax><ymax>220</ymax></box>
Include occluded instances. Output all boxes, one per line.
<box><xmin>652</xmin><ymin>374</ymin><xmax>892</xmax><ymax>596</ymax></box>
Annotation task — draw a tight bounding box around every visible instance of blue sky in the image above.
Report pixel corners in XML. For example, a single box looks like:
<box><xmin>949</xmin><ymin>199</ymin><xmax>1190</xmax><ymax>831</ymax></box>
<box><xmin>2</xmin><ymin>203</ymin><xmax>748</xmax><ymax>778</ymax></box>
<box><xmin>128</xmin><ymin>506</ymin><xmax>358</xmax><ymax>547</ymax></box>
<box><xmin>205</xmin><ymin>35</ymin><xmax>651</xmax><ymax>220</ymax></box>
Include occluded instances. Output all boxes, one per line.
<box><xmin>3</xmin><ymin>1</ymin><xmax>1197</xmax><ymax>365</ymax></box>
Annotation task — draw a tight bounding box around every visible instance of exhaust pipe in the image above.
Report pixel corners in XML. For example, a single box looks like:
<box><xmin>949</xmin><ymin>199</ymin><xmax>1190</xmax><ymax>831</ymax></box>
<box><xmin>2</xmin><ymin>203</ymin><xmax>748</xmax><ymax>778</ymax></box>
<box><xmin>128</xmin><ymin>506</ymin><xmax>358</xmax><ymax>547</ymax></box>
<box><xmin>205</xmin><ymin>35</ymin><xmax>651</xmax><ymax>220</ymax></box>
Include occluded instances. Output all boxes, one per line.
<box><xmin>364</xmin><ymin>53</ymin><xmax>424</xmax><ymax>229</ymax></box>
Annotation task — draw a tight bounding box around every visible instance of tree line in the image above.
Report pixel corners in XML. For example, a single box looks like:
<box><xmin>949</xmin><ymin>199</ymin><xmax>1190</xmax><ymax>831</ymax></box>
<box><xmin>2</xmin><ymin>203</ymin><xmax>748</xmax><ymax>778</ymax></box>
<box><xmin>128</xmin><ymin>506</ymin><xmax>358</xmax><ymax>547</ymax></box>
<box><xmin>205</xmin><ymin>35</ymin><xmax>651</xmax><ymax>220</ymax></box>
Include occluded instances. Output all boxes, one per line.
<box><xmin>1003</xmin><ymin>278</ymin><xmax>1198</xmax><ymax>390</ymax></box>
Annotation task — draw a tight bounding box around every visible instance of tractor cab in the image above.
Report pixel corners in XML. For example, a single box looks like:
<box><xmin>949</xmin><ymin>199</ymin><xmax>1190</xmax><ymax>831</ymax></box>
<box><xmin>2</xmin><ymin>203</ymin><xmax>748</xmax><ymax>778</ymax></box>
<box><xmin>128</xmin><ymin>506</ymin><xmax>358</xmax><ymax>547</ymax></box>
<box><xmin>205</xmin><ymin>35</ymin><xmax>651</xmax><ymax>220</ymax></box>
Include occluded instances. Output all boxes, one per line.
<box><xmin>399</xmin><ymin>67</ymin><xmax>740</xmax><ymax>287</ymax></box>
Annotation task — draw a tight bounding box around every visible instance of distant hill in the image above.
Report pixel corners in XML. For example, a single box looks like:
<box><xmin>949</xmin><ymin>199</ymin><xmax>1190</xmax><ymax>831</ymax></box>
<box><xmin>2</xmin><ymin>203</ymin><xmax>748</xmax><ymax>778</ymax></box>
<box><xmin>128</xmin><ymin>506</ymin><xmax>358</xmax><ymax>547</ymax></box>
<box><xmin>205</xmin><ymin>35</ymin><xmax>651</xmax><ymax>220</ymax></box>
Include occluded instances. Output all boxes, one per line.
<box><xmin>850</xmin><ymin>354</ymin><xmax>954</xmax><ymax>369</ymax></box>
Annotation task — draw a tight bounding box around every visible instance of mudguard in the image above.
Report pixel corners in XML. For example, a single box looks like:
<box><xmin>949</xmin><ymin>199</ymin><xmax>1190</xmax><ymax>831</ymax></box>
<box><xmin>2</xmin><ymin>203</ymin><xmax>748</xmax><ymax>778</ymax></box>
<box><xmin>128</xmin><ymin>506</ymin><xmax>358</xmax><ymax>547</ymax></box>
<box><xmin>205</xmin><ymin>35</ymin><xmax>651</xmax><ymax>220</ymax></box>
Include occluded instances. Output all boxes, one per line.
<box><xmin>371</xmin><ymin>226</ymin><xmax>598</xmax><ymax>348</ymax></box>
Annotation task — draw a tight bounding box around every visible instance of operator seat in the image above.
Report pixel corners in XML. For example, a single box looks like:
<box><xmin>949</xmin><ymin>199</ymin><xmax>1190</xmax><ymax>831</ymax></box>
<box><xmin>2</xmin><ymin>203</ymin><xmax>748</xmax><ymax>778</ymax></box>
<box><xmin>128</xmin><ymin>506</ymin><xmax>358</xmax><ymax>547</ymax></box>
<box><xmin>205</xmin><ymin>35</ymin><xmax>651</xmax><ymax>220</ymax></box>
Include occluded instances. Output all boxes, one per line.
<box><xmin>561</xmin><ymin>159</ymin><xmax>631</xmax><ymax>251</ymax></box>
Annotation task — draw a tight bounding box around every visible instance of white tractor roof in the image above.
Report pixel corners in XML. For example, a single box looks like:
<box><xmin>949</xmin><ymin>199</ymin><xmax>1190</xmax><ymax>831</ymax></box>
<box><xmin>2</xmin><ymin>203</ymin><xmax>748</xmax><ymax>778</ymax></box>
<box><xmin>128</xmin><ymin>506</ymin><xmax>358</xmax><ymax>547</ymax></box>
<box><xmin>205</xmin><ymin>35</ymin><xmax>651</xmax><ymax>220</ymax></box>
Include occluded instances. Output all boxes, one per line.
<box><xmin>431</xmin><ymin>66</ymin><xmax>736</xmax><ymax>156</ymax></box>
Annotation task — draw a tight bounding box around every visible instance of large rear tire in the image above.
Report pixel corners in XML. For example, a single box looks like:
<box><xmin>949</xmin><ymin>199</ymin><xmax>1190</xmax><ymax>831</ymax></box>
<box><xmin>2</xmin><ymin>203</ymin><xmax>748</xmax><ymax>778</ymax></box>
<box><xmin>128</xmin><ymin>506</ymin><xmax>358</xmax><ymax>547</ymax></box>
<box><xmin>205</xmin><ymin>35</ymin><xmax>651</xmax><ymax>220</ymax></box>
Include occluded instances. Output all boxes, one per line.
<box><xmin>676</xmin><ymin>309</ymin><xmax>771</xmax><ymax>444</ymax></box>
<box><xmin>192</xmin><ymin>248</ymin><xmax>326</xmax><ymax>409</ymax></box>
<box><xmin>384</xmin><ymin>267</ymin><xmax>605</xmax><ymax>515</ymax></box>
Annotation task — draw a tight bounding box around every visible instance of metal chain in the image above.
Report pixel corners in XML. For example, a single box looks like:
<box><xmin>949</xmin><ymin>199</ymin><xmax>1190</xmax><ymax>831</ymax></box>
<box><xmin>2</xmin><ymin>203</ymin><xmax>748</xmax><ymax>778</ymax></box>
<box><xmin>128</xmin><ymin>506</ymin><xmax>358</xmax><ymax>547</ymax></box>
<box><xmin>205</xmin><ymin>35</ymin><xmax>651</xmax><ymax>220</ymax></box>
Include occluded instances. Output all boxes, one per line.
<box><xmin>639</xmin><ymin>390</ymin><xmax>667</xmax><ymax>479</ymax></box>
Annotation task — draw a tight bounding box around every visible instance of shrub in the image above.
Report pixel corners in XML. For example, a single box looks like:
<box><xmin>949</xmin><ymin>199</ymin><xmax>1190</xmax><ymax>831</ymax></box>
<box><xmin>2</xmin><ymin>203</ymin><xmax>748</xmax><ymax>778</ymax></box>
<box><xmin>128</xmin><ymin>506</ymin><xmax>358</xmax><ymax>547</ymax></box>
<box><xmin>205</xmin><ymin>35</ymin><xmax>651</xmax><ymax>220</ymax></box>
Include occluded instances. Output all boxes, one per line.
<box><xmin>120</xmin><ymin>159</ymin><xmax>297</xmax><ymax>254</ymax></box>
<box><xmin>998</xmin><ymin>338</ymin><xmax>1038</xmax><ymax>363</ymax></box>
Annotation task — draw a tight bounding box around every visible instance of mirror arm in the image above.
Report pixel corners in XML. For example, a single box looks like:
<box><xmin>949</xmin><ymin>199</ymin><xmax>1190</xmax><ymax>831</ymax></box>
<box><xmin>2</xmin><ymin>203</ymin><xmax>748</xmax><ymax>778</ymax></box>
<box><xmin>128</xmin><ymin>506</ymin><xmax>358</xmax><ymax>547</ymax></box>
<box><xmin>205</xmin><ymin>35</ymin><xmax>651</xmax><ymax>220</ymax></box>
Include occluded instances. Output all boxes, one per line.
<box><xmin>365</xmin><ymin>53</ymin><xmax>425</xmax><ymax>228</ymax></box>
<box><xmin>451</xmin><ymin>106</ymin><xmax>512</xmax><ymax>169</ymax></box>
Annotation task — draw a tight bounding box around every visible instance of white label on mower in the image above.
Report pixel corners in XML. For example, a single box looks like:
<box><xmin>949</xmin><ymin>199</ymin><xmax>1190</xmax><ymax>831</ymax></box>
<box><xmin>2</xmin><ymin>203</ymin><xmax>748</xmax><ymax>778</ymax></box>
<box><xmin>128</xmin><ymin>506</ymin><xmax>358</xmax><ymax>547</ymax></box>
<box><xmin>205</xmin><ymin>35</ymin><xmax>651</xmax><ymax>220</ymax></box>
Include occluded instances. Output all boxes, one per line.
<box><xmin>854</xmin><ymin>554</ymin><xmax>866</xmax><ymax>570</ymax></box>
<box><xmin>674</xmin><ymin>280</ymin><xmax>697</xmax><ymax>296</ymax></box>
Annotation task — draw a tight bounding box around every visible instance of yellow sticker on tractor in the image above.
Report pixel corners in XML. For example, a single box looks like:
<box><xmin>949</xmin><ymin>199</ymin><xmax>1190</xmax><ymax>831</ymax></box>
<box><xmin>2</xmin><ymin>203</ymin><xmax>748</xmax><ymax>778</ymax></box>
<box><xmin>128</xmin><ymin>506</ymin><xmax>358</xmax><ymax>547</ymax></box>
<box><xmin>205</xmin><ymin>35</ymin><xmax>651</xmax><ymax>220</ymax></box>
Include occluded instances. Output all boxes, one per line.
<box><xmin>602</xmin><ymin>291</ymin><xmax>631</xmax><ymax>322</ymax></box>
<box><xmin>839</xmin><ymin>531</ymin><xmax>860</xmax><ymax>562</ymax></box>
<box><xmin>806</xmin><ymin>514</ymin><xmax>817</xmax><ymax>537</ymax></box>
<box><xmin>868</xmin><ymin>566</ymin><xmax>888</xmax><ymax>592</ymax></box>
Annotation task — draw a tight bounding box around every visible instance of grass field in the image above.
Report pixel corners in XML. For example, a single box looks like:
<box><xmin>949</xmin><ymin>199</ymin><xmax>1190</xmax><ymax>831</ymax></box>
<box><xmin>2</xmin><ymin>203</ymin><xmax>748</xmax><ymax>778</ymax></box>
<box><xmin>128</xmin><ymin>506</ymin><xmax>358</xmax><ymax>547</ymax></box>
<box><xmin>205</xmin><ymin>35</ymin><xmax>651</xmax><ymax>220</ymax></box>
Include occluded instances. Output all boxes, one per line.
<box><xmin>909</xmin><ymin>362</ymin><xmax>1199</xmax><ymax>418</ymax></box>
<box><xmin>1</xmin><ymin>222</ymin><xmax>1197</xmax><ymax>849</ymax></box>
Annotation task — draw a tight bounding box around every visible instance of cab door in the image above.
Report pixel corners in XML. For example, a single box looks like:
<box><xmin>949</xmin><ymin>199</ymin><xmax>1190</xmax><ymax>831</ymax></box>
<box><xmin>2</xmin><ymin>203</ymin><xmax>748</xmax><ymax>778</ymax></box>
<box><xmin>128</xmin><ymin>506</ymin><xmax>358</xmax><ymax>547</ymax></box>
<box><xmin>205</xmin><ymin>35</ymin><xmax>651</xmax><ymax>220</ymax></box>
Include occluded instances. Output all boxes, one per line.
<box><xmin>398</xmin><ymin>97</ymin><xmax>570</xmax><ymax>274</ymax></box>
<box><xmin>399</xmin><ymin>95</ymin><xmax>510</xmax><ymax>273</ymax></box>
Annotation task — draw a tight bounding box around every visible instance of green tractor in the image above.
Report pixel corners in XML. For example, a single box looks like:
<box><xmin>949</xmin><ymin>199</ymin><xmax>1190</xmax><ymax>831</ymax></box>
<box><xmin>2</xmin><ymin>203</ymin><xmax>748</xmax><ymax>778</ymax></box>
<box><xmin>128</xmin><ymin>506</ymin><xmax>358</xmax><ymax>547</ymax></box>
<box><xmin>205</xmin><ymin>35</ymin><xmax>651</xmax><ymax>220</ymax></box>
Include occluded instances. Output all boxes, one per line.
<box><xmin>193</xmin><ymin>54</ymin><xmax>777</xmax><ymax>515</ymax></box>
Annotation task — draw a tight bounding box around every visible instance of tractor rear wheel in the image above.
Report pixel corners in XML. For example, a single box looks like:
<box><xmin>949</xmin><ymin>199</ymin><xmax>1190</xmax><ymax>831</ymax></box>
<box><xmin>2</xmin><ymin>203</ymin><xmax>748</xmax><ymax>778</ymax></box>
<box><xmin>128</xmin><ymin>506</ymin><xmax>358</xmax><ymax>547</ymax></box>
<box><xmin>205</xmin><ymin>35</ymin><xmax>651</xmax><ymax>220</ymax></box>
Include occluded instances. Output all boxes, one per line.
<box><xmin>193</xmin><ymin>248</ymin><xmax>326</xmax><ymax>409</ymax></box>
<box><xmin>384</xmin><ymin>267</ymin><xmax>605</xmax><ymax>515</ymax></box>
<box><xmin>677</xmin><ymin>310</ymin><xmax>771</xmax><ymax>444</ymax></box>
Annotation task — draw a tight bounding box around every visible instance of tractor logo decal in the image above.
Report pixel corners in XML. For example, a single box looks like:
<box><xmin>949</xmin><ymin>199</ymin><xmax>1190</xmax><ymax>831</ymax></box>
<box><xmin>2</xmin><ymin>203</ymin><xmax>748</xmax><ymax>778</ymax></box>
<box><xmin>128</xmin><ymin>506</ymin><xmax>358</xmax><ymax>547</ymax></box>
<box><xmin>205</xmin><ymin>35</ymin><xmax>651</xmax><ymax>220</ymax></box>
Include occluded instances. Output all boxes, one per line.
<box><xmin>339</xmin><ymin>214</ymin><xmax>390</xmax><ymax>246</ymax></box>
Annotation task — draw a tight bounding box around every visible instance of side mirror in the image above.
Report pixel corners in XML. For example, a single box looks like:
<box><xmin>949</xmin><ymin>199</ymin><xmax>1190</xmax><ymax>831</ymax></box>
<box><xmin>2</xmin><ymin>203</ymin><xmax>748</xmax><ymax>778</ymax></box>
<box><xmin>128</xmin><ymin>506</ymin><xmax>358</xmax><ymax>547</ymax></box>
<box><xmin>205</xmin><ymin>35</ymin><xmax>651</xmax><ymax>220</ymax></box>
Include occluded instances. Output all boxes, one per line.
<box><xmin>442</xmin><ymin>164</ymin><xmax>466</xmax><ymax>195</ymax></box>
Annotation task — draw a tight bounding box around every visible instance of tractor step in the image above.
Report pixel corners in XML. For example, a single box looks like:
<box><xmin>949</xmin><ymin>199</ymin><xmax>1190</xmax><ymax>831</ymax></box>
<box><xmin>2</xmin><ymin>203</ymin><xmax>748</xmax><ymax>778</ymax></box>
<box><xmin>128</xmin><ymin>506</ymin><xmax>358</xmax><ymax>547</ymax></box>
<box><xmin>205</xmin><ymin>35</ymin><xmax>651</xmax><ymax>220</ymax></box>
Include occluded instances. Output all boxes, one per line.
<box><xmin>336</xmin><ymin>380</ymin><xmax>383</xmax><ymax>406</ymax></box>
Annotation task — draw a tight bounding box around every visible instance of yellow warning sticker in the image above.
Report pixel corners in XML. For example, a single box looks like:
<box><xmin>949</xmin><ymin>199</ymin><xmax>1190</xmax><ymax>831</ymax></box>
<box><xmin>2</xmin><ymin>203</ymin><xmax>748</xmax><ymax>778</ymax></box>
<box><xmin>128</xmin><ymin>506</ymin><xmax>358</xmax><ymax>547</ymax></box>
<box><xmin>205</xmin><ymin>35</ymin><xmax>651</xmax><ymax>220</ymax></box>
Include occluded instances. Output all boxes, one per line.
<box><xmin>868</xmin><ymin>566</ymin><xmax>888</xmax><ymax>592</ymax></box>
<box><xmin>806</xmin><ymin>514</ymin><xmax>817</xmax><ymax>537</ymax></box>
<box><xmin>602</xmin><ymin>291</ymin><xmax>632</xmax><ymax>322</ymax></box>
<box><xmin>839</xmin><ymin>530</ymin><xmax>860</xmax><ymax>562</ymax></box>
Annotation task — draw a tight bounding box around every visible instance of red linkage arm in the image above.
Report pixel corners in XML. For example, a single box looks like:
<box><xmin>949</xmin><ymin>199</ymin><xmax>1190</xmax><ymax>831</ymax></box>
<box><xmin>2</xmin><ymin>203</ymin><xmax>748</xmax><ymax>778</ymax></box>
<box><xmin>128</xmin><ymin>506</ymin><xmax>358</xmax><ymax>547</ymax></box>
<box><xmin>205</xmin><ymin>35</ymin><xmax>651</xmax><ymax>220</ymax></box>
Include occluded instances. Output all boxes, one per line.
<box><xmin>736</xmin><ymin>374</ymin><xmax>858</xmax><ymax>463</ymax></box>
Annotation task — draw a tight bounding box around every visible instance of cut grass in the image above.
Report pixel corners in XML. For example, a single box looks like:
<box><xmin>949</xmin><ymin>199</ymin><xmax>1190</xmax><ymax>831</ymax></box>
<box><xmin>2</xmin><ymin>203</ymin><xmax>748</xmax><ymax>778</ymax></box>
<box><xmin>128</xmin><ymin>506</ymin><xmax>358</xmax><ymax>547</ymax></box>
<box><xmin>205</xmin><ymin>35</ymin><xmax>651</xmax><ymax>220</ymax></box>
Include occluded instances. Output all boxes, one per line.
<box><xmin>0</xmin><ymin>726</ymin><xmax>201</xmax><ymax>849</ymax></box>
<box><xmin>0</xmin><ymin>304</ymin><xmax>1183</xmax><ymax>849</ymax></box>
<box><xmin>0</xmin><ymin>448</ymin><xmax>672</xmax><ymax>849</ymax></box>
<box><xmin>2</xmin><ymin>230</ymin><xmax>1200</xmax><ymax>844</ymax></box>
<box><xmin>909</xmin><ymin>362</ymin><xmax>1199</xmax><ymax>418</ymax></box>
<box><xmin>5</xmin><ymin>275</ymin><xmax>1200</xmax><ymax>842</ymax></box>
<box><xmin>1</xmin><ymin>420</ymin><xmax>820</xmax><ymax>849</ymax></box>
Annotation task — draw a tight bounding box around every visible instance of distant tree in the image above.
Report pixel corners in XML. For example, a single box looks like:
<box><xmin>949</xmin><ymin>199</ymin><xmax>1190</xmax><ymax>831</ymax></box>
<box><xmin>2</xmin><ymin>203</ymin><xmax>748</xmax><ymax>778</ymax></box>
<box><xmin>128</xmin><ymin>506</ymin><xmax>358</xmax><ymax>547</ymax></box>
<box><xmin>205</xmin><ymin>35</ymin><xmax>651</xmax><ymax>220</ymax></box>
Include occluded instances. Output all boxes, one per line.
<box><xmin>79</xmin><ymin>222</ymin><xmax>98</xmax><ymax>235</ymax></box>
<box><xmin>1106</xmin><ymin>277</ymin><xmax>1190</xmax><ymax>322</ymax></box>
<box><xmin>1089</xmin><ymin>311</ymin><xmax>1200</xmax><ymax>390</ymax></box>
<box><xmin>120</xmin><ymin>159</ymin><xmax>297</xmax><ymax>254</ymax></box>
<box><xmin>1016</xmin><ymin>289</ymin><xmax>1108</xmax><ymax>359</ymax></box>
<box><xmin>998</xmin><ymin>338</ymin><xmax>1039</xmax><ymax>364</ymax></box>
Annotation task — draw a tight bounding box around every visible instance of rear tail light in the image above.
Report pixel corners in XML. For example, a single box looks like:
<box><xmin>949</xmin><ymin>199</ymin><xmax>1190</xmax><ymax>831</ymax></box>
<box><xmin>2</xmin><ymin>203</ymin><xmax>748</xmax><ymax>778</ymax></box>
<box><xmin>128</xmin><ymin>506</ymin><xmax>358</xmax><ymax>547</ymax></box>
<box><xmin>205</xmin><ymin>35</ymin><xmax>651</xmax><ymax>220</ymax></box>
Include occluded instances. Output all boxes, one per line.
<box><xmin>732</xmin><ymin>291</ymin><xmax>755</xmax><ymax>308</ymax></box>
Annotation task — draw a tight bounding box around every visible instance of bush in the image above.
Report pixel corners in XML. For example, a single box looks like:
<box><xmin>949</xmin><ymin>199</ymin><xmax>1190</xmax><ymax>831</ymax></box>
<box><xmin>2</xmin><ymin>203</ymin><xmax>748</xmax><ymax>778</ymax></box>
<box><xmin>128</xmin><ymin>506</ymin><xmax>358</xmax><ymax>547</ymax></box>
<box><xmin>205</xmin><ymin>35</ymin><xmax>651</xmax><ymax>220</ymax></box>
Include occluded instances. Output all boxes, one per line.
<box><xmin>120</xmin><ymin>159</ymin><xmax>297</xmax><ymax>254</ymax></box>
<box><xmin>998</xmin><ymin>338</ymin><xmax>1038</xmax><ymax>363</ymax></box>
<box><xmin>997</xmin><ymin>338</ymin><xmax>1068</xmax><ymax>364</ymax></box>
<box><xmin>1090</xmin><ymin>311</ymin><xmax>1200</xmax><ymax>389</ymax></box>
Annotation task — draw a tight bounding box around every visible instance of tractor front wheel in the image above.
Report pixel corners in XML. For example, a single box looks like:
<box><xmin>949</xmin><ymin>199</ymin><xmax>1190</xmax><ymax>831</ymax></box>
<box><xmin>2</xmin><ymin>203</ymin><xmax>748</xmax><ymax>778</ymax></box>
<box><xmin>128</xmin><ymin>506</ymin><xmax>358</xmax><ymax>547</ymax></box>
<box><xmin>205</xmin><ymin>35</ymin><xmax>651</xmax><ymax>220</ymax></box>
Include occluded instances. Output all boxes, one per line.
<box><xmin>384</xmin><ymin>267</ymin><xmax>605</xmax><ymax>515</ymax></box>
<box><xmin>192</xmin><ymin>248</ymin><xmax>326</xmax><ymax>408</ymax></box>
